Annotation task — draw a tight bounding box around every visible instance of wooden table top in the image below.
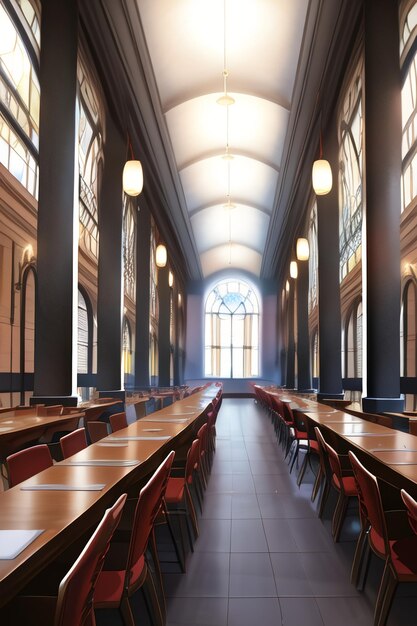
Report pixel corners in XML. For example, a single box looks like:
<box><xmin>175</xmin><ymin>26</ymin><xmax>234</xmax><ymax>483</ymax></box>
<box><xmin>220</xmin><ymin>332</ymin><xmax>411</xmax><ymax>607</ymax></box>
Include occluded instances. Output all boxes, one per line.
<box><xmin>0</xmin><ymin>386</ymin><xmax>218</xmax><ymax>607</ymax></box>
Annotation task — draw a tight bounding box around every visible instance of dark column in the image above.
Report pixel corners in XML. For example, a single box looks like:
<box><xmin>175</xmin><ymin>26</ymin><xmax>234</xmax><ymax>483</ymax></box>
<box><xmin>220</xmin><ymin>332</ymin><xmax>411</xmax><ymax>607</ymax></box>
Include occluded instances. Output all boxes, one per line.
<box><xmin>96</xmin><ymin>113</ymin><xmax>125</xmax><ymax>398</ymax></box>
<box><xmin>158</xmin><ymin>265</ymin><xmax>171</xmax><ymax>387</ymax></box>
<box><xmin>286</xmin><ymin>280</ymin><xmax>296</xmax><ymax>389</ymax></box>
<box><xmin>33</xmin><ymin>0</ymin><xmax>78</xmax><ymax>403</ymax></box>
<box><xmin>296</xmin><ymin>259</ymin><xmax>313</xmax><ymax>392</ymax></box>
<box><xmin>362</xmin><ymin>0</ymin><xmax>403</xmax><ymax>412</ymax></box>
<box><xmin>316</xmin><ymin>121</ymin><xmax>344</xmax><ymax>401</ymax></box>
<box><xmin>134</xmin><ymin>202</ymin><xmax>151</xmax><ymax>388</ymax></box>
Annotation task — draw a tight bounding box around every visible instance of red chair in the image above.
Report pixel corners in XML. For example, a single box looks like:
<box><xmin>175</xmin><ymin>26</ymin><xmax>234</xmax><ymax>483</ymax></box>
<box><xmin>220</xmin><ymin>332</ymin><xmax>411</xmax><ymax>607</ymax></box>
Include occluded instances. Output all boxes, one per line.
<box><xmin>1</xmin><ymin>493</ymin><xmax>127</xmax><ymax>626</ymax></box>
<box><xmin>109</xmin><ymin>411</ymin><xmax>128</xmax><ymax>432</ymax></box>
<box><xmin>349</xmin><ymin>452</ymin><xmax>417</xmax><ymax>626</ymax></box>
<box><xmin>94</xmin><ymin>452</ymin><xmax>175</xmax><ymax>626</ymax></box>
<box><xmin>319</xmin><ymin>432</ymin><xmax>357</xmax><ymax>542</ymax></box>
<box><xmin>6</xmin><ymin>444</ymin><xmax>53</xmax><ymax>487</ymax></box>
<box><xmin>313</xmin><ymin>427</ymin><xmax>332</xmax><ymax>517</ymax></box>
<box><xmin>165</xmin><ymin>439</ymin><xmax>200</xmax><ymax>554</ymax></box>
<box><xmin>87</xmin><ymin>421</ymin><xmax>109</xmax><ymax>443</ymax></box>
<box><xmin>60</xmin><ymin>428</ymin><xmax>88</xmax><ymax>459</ymax></box>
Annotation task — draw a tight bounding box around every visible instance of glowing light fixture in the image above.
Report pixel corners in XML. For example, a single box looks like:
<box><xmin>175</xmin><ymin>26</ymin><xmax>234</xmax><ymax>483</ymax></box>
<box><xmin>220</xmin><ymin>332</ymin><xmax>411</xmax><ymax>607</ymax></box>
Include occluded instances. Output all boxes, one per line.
<box><xmin>285</xmin><ymin>280</ymin><xmax>290</xmax><ymax>293</ymax></box>
<box><xmin>217</xmin><ymin>70</ymin><xmax>235</xmax><ymax>106</ymax></box>
<box><xmin>123</xmin><ymin>160</ymin><xmax>143</xmax><ymax>196</ymax></box>
<box><xmin>296</xmin><ymin>238</ymin><xmax>310</xmax><ymax>261</ymax></box>
<box><xmin>156</xmin><ymin>244</ymin><xmax>167</xmax><ymax>268</ymax></box>
<box><xmin>312</xmin><ymin>130</ymin><xmax>332</xmax><ymax>195</ymax></box>
<box><xmin>169</xmin><ymin>271</ymin><xmax>174</xmax><ymax>287</ymax></box>
<box><xmin>290</xmin><ymin>261</ymin><xmax>298</xmax><ymax>279</ymax></box>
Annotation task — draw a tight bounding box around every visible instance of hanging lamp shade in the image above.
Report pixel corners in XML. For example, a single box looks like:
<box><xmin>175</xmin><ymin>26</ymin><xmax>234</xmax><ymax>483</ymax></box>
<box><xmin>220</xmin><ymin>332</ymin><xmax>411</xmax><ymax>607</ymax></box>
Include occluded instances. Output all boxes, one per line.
<box><xmin>290</xmin><ymin>261</ymin><xmax>298</xmax><ymax>279</ymax></box>
<box><xmin>312</xmin><ymin>159</ymin><xmax>332</xmax><ymax>195</ymax></box>
<box><xmin>156</xmin><ymin>244</ymin><xmax>167</xmax><ymax>268</ymax></box>
<box><xmin>296</xmin><ymin>238</ymin><xmax>310</xmax><ymax>261</ymax></box>
<box><xmin>168</xmin><ymin>271</ymin><xmax>174</xmax><ymax>287</ymax></box>
<box><xmin>123</xmin><ymin>160</ymin><xmax>143</xmax><ymax>196</ymax></box>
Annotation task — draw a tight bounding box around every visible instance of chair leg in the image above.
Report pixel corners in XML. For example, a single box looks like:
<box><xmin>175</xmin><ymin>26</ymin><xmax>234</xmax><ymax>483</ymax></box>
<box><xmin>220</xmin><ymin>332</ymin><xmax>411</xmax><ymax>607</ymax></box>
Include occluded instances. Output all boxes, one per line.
<box><xmin>374</xmin><ymin>562</ymin><xmax>397</xmax><ymax>626</ymax></box>
<box><xmin>297</xmin><ymin>452</ymin><xmax>308</xmax><ymax>486</ymax></box>
<box><xmin>318</xmin><ymin>480</ymin><xmax>331</xmax><ymax>519</ymax></box>
<box><xmin>163</xmin><ymin>505</ymin><xmax>186</xmax><ymax>572</ymax></box>
<box><xmin>289</xmin><ymin>441</ymin><xmax>299</xmax><ymax>474</ymax></box>
<box><xmin>311</xmin><ymin>465</ymin><xmax>323</xmax><ymax>502</ymax></box>
<box><xmin>141</xmin><ymin>567</ymin><xmax>165</xmax><ymax>626</ymax></box>
<box><xmin>351</xmin><ymin>527</ymin><xmax>369</xmax><ymax>587</ymax></box>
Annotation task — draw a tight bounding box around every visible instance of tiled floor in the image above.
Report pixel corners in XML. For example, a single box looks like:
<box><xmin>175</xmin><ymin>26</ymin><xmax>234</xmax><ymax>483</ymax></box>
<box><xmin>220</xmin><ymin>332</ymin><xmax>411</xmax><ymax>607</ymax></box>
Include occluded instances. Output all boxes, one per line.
<box><xmin>163</xmin><ymin>398</ymin><xmax>417</xmax><ymax>626</ymax></box>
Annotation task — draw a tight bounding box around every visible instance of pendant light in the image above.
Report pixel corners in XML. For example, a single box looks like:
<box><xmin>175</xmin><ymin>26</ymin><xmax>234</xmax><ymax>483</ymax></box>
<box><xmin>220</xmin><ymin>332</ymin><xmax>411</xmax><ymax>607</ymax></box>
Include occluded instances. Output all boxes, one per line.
<box><xmin>312</xmin><ymin>130</ymin><xmax>332</xmax><ymax>195</ymax></box>
<box><xmin>290</xmin><ymin>261</ymin><xmax>298</xmax><ymax>279</ymax></box>
<box><xmin>123</xmin><ymin>138</ymin><xmax>143</xmax><ymax>196</ymax></box>
<box><xmin>296</xmin><ymin>238</ymin><xmax>310</xmax><ymax>261</ymax></box>
<box><xmin>156</xmin><ymin>244</ymin><xmax>167</xmax><ymax>268</ymax></box>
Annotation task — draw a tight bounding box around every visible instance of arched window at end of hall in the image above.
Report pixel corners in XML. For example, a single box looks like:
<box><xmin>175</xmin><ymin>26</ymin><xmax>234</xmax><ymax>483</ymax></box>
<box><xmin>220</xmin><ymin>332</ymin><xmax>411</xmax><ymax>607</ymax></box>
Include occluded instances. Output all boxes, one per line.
<box><xmin>311</xmin><ymin>327</ymin><xmax>319</xmax><ymax>379</ymax></box>
<box><xmin>343</xmin><ymin>298</ymin><xmax>362</xmax><ymax>405</ymax></box>
<box><xmin>401</xmin><ymin>278</ymin><xmax>417</xmax><ymax>408</ymax></box>
<box><xmin>0</xmin><ymin>0</ymin><xmax>40</xmax><ymax>197</ymax></box>
<box><xmin>205</xmin><ymin>279</ymin><xmax>260</xmax><ymax>379</ymax></box>
<box><xmin>77</xmin><ymin>55</ymin><xmax>104</xmax><ymax>260</ymax></box>
<box><xmin>77</xmin><ymin>287</ymin><xmax>93</xmax><ymax>374</ymax></box>
<box><xmin>401</xmin><ymin>1</ymin><xmax>417</xmax><ymax>213</ymax></box>
<box><xmin>338</xmin><ymin>60</ymin><xmax>363</xmax><ymax>282</ymax></box>
<box><xmin>123</xmin><ymin>316</ymin><xmax>133</xmax><ymax>385</ymax></box>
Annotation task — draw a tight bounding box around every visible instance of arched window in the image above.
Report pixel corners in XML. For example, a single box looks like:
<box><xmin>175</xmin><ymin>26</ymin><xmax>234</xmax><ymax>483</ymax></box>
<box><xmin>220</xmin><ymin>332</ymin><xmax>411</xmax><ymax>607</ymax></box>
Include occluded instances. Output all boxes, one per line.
<box><xmin>0</xmin><ymin>0</ymin><xmax>40</xmax><ymax>197</ymax></box>
<box><xmin>123</xmin><ymin>316</ymin><xmax>133</xmax><ymax>382</ymax></box>
<box><xmin>401</xmin><ymin>2</ymin><xmax>417</xmax><ymax>212</ymax></box>
<box><xmin>205</xmin><ymin>279</ymin><xmax>259</xmax><ymax>378</ymax></box>
<box><xmin>311</xmin><ymin>327</ymin><xmax>319</xmax><ymax>379</ymax></box>
<box><xmin>77</xmin><ymin>288</ymin><xmax>92</xmax><ymax>374</ymax></box>
<box><xmin>345</xmin><ymin>299</ymin><xmax>362</xmax><ymax>379</ymax></box>
<box><xmin>149</xmin><ymin>218</ymin><xmax>159</xmax><ymax>385</ymax></box>
<box><xmin>19</xmin><ymin>263</ymin><xmax>36</xmax><ymax>404</ymax></box>
<box><xmin>308</xmin><ymin>201</ymin><xmax>318</xmax><ymax>312</ymax></box>
<box><xmin>123</xmin><ymin>197</ymin><xmax>136</xmax><ymax>302</ymax></box>
<box><xmin>401</xmin><ymin>280</ymin><xmax>417</xmax><ymax>377</ymax></box>
<box><xmin>339</xmin><ymin>62</ymin><xmax>363</xmax><ymax>281</ymax></box>
<box><xmin>78</xmin><ymin>56</ymin><xmax>103</xmax><ymax>260</ymax></box>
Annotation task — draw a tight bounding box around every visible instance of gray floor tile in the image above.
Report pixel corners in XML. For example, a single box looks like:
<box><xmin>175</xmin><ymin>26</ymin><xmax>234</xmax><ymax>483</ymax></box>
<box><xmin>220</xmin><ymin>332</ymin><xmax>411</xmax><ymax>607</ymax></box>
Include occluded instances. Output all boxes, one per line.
<box><xmin>289</xmin><ymin>518</ymin><xmax>335</xmax><ymax>551</ymax></box>
<box><xmin>270</xmin><ymin>552</ymin><xmax>314</xmax><ymax>596</ymax></box>
<box><xmin>316</xmin><ymin>597</ymin><xmax>374</xmax><ymax>626</ymax></box>
<box><xmin>228</xmin><ymin>597</ymin><xmax>282</xmax><ymax>626</ymax></box>
<box><xmin>299</xmin><ymin>552</ymin><xmax>360</xmax><ymax>596</ymax></box>
<box><xmin>231</xmin><ymin>493</ymin><xmax>261</xmax><ymax>519</ymax></box>
<box><xmin>166</xmin><ymin>597</ymin><xmax>228</xmax><ymax>626</ymax></box>
<box><xmin>205</xmin><ymin>473</ymin><xmax>233</xmax><ymax>493</ymax></box>
<box><xmin>232</xmin><ymin>473</ymin><xmax>255</xmax><ymax>493</ymax></box>
<box><xmin>231</xmin><ymin>519</ymin><xmax>268</xmax><ymax>552</ymax></box>
<box><xmin>254</xmin><ymin>473</ymin><xmax>296</xmax><ymax>494</ymax></box>
<box><xmin>195</xmin><ymin>518</ymin><xmax>231</xmax><ymax>552</ymax></box>
<box><xmin>164</xmin><ymin>552</ymin><xmax>230</xmax><ymax>597</ymax></box>
<box><xmin>229</xmin><ymin>552</ymin><xmax>277</xmax><ymax>597</ymax></box>
<box><xmin>200</xmin><ymin>493</ymin><xmax>232</xmax><ymax>519</ymax></box>
<box><xmin>263</xmin><ymin>518</ymin><xmax>298</xmax><ymax>552</ymax></box>
<box><xmin>279</xmin><ymin>598</ymin><xmax>324</xmax><ymax>626</ymax></box>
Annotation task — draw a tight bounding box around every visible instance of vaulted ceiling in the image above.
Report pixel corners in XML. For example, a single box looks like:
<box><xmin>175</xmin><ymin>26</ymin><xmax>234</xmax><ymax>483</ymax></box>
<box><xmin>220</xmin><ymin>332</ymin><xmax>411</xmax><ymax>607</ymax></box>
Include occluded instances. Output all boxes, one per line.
<box><xmin>81</xmin><ymin>0</ymin><xmax>361</xmax><ymax>284</ymax></box>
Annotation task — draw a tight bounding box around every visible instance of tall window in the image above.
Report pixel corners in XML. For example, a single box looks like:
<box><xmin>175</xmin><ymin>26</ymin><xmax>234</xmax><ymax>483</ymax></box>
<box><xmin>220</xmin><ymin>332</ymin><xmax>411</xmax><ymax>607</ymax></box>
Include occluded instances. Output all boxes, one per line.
<box><xmin>123</xmin><ymin>197</ymin><xmax>136</xmax><ymax>302</ymax></box>
<box><xmin>401</xmin><ymin>279</ymin><xmax>417</xmax><ymax>409</ymax></box>
<box><xmin>308</xmin><ymin>201</ymin><xmax>318</xmax><ymax>312</ymax></box>
<box><xmin>344</xmin><ymin>299</ymin><xmax>362</xmax><ymax>379</ymax></box>
<box><xmin>401</xmin><ymin>2</ymin><xmax>417</xmax><ymax>212</ymax></box>
<box><xmin>149</xmin><ymin>218</ymin><xmax>159</xmax><ymax>385</ymax></box>
<box><xmin>123</xmin><ymin>316</ymin><xmax>133</xmax><ymax>382</ymax></box>
<box><xmin>78</xmin><ymin>57</ymin><xmax>103</xmax><ymax>260</ymax></box>
<box><xmin>311</xmin><ymin>328</ymin><xmax>319</xmax><ymax>379</ymax></box>
<box><xmin>339</xmin><ymin>64</ymin><xmax>363</xmax><ymax>281</ymax></box>
<box><xmin>0</xmin><ymin>0</ymin><xmax>40</xmax><ymax>197</ymax></box>
<box><xmin>77</xmin><ymin>289</ymin><xmax>90</xmax><ymax>374</ymax></box>
<box><xmin>205</xmin><ymin>279</ymin><xmax>259</xmax><ymax>378</ymax></box>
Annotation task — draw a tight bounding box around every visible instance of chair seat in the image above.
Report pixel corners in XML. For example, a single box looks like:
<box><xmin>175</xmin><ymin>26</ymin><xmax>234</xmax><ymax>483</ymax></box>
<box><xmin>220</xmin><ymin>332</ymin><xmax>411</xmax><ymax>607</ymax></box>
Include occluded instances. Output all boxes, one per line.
<box><xmin>95</xmin><ymin>555</ymin><xmax>145</xmax><ymax>604</ymax></box>
<box><xmin>165</xmin><ymin>477</ymin><xmax>185</xmax><ymax>503</ymax></box>
<box><xmin>332</xmin><ymin>474</ymin><xmax>357</xmax><ymax>496</ymax></box>
<box><xmin>391</xmin><ymin>536</ymin><xmax>417</xmax><ymax>578</ymax></box>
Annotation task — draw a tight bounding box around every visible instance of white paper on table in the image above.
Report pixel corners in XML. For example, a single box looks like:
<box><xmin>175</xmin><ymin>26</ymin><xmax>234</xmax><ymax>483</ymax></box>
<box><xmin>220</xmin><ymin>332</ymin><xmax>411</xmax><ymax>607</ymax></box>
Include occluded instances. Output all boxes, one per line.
<box><xmin>142</xmin><ymin>417</ymin><xmax>190</xmax><ymax>423</ymax></box>
<box><xmin>59</xmin><ymin>460</ymin><xmax>139</xmax><ymax>467</ymax></box>
<box><xmin>142</xmin><ymin>428</ymin><xmax>163</xmax><ymax>432</ymax></box>
<box><xmin>107</xmin><ymin>435</ymin><xmax>171</xmax><ymax>441</ymax></box>
<box><xmin>20</xmin><ymin>483</ymin><xmax>106</xmax><ymax>491</ymax></box>
<box><xmin>96</xmin><ymin>442</ymin><xmax>128</xmax><ymax>447</ymax></box>
<box><xmin>0</xmin><ymin>529</ymin><xmax>44</xmax><ymax>559</ymax></box>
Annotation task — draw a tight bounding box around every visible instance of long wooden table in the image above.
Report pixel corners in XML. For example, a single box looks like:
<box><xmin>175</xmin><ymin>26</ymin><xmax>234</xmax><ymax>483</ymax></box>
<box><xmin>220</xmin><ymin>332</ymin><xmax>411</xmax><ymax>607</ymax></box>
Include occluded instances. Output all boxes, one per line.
<box><xmin>0</xmin><ymin>386</ymin><xmax>217</xmax><ymax>609</ymax></box>
<box><xmin>0</xmin><ymin>408</ymin><xmax>84</xmax><ymax>460</ymax></box>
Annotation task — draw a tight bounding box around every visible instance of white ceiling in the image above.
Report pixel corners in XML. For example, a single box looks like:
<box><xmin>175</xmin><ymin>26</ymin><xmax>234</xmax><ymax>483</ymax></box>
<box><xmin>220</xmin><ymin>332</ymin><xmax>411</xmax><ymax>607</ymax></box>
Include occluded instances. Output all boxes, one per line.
<box><xmin>138</xmin><ymin>0</ymin><xmax>309</xmax><ymax>278</ymax></box>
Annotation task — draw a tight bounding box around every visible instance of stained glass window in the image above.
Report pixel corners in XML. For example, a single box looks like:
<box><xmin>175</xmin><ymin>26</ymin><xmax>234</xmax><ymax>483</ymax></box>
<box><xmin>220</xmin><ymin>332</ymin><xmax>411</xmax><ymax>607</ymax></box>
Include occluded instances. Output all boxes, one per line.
<box><xmin>401</xmin><ymin>2</ymin><xmax>417</xmax><ymax>212</ymax></box>
<box><xmin>205</xmin><ymin>280</ymin><xmax>259</xmax><ymax>378</ymax></box>
<box><xmin>123</xmin><ymin>197</ymin><xmax>136</xmax><ymax>301</ymax></box>
<box><xmin>149</xmin><ymin>218</ymin><xmax>159</xmax><ymax>385</ymax></box>
<box><xmin>77</xmin><ymin>289</ymin><xmax>89</xmax><ymax>374</ymax></box>
<box><xmin>339</xmin><ymin>66</ymin><xmax>363</xmax><ymax>281</ymax></box>
<box><xmin>344</xmin><ymin>299</ymin><xmax>362</xmax><ymax>378</ymax></box>
<box><xmin>308</xmin><ymin>202</ymin><xmax>318</xmax><ymax>312</ymax></box>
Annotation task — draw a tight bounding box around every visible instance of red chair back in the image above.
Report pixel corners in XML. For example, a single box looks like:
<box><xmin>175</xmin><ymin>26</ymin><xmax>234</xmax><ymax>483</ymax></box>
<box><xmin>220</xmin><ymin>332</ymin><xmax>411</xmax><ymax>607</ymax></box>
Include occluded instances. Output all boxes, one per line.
<box><xmin>314</xmin><ymin>427</ymin><xmax>330</xmax><ymax>477</ymax></box>
<box><xmin>55</xmin><ymin>493</ymin><xmax>127</xmax><ymax>626</ymax></box>
<box><xmin>401</xmin><ymin>489</ymin><xmax>417</xmax><ymax>535</ymax></box>
<box><xmin>197</xmin><ymin>422</ymin><xmax>208</xmax><ymax>455</ymax></box>
<box><xmin>322</xmin><ymin>438</ymin><xmax>344</xmax><ymax>487</ymax></box>
<box><xmin>87</xmin><ymin>421</ymin><xmax>109</xmax><ymax>443</ymax></box>
<box><xmin>348</xmin><ymin>451</ymin><xmax>388</xmax><ymax>552</ymax></box>
<box><xmin>60</xmin><ymin>428</ymin><xmax>88</xmax><ymax>459</ymax></box>
<box><xmin>7</xmin><ymin>444</ymin><xmax>53</xmax><ymax>487</ymax></box>
<box><xmin>109</xmin><ymin>411</ymin><xmax>128</xmax><ymax>432</ymax></box>
<box><xmin>126</xmin><ymin>451</ymin><xmax>175</xmax><ymax>588</ymax></box>
<box><xmin>185</xmin><ymin>438</ymin><xmax>201</xmax><ymax>485</ymax></box>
